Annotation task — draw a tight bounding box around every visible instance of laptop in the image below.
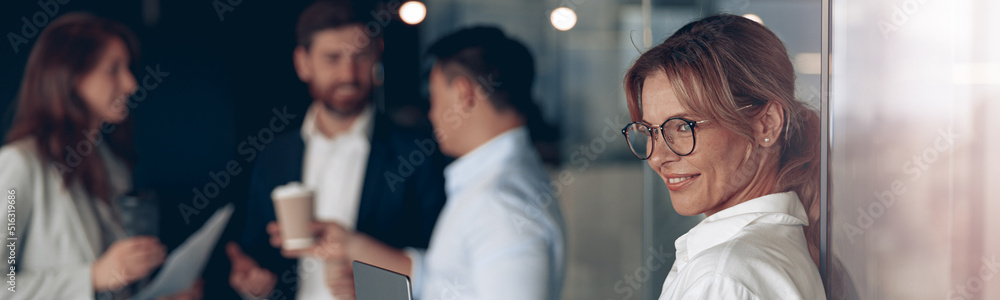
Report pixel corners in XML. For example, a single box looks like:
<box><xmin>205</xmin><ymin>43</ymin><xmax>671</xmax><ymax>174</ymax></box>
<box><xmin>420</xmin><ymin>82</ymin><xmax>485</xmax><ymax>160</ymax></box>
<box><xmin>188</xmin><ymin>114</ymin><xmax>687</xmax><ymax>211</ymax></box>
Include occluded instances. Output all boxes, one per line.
<box><xmin>353</xmin><ymin>261</ymin><xmax>414</xmax><ymax>300</ymax></box>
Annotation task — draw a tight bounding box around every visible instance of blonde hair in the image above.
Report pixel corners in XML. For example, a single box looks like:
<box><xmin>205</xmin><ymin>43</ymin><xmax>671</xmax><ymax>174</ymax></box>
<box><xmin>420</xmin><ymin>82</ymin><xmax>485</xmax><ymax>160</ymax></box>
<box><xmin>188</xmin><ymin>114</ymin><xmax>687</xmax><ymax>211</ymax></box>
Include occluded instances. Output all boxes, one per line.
<box><xmin>624</xmin><ymin>14</ymin><xmax>821</xmax><ymax>265</ymax></box>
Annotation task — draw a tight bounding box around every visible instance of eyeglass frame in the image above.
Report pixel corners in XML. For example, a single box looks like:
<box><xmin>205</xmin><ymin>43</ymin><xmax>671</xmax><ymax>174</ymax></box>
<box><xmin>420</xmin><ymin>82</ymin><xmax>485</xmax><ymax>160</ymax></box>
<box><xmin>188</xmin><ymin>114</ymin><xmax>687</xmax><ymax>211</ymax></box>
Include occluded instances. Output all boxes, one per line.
<box><xmin>621</xmin><ymin>104</ymin><xmax>754</xmax><ymax>160</ymax></box>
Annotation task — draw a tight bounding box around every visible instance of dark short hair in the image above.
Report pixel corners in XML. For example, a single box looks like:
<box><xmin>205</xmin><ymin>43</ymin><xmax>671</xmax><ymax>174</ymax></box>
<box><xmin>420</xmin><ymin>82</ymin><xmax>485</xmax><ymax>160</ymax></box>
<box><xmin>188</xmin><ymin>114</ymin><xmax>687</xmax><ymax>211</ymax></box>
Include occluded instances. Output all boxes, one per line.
<box><xmin>427</xmin><ymin>26</ymin><xmax>536</xmax><ymax>114</ymax></box>
<box><xmin>295</xmin><ymin>0</ymin><xmax>378</xmax><ymax>49</ymax></box>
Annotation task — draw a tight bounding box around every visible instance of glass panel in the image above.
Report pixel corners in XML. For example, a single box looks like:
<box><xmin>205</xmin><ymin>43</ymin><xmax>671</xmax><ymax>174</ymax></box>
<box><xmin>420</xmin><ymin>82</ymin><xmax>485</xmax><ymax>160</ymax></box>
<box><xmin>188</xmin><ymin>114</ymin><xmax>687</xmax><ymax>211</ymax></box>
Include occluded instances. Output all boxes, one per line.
<box><xmin>827</xmin><ymin>0</ymin><xmax>1000</xmax><ymax>299</ymax></box>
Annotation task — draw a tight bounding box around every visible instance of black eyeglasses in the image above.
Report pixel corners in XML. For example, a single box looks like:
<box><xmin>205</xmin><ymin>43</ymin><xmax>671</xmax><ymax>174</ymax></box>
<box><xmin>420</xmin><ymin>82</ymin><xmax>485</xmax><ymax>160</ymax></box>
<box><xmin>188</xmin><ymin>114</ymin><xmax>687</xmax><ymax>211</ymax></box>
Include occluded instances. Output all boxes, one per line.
<box><xmin>621</xmin><ymin>104</ymin><xmax>753</xmax><ymax>160</ymax></box>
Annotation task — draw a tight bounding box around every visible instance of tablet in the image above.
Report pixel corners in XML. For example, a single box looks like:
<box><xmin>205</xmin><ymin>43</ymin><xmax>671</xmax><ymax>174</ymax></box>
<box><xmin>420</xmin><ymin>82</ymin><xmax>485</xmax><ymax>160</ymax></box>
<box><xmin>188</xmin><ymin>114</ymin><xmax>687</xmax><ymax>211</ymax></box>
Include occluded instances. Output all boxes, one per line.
<box><xmin>353</xmin><ymin>260</ymin><xmax>413</xmax><ymax>300</ymax></box>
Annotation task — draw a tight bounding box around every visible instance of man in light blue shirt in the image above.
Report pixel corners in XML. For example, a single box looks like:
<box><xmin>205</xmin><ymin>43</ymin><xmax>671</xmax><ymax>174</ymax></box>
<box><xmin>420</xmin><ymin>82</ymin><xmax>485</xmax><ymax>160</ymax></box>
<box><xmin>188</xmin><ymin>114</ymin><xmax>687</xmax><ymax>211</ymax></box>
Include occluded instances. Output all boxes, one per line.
<box><xmin>270</xmin><ymin>26</ymin><xmax>566</xmax><ymax>299</ymax></box>
<box><xmin>408</xmin><ymin>25</ymin><xmax>566</xmax><ymax>299</ymax></box>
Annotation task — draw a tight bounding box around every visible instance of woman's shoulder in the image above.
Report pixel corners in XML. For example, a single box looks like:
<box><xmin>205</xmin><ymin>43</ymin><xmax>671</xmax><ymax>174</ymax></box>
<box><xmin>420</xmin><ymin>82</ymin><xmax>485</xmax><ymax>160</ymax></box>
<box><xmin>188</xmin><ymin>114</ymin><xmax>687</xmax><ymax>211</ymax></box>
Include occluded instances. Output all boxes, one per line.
<box><xmin>683</xmin><ymin>224</ymin><xmax>823</xmax><ymax>298</ymax></box>
<box><xmin>0</xmin><ymin>137</ymin><xmax>47</xmax><ymax>194</ymax></box>
<box><xmin>0</xmin><ymin>137</ymin><xmax>43</xmax><ymax>167</ymax></box>
<box><xmin>700</xmin><ymin>222</ymin><xmax>814</xmax><ymax>269</ymax></box>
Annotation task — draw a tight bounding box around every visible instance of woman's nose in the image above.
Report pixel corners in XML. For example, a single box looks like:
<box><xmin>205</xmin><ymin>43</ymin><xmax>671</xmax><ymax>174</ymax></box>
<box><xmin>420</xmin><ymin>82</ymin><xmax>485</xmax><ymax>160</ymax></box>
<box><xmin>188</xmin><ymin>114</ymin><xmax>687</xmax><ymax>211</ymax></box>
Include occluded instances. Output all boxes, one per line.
<box><xmin>647</xmin><ymin>134</ymin><xmax>680</xmax><ymax>167</ymax></box>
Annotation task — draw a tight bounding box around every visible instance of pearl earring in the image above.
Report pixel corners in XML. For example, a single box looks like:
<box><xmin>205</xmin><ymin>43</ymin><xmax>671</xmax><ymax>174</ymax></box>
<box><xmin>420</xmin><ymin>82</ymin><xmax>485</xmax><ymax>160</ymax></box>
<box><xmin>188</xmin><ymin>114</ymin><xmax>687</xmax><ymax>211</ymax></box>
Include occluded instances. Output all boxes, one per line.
<box><xmin>764</xmin><ymin>138</ymin><xmax>770</xmax><ymax>143</ymax></box>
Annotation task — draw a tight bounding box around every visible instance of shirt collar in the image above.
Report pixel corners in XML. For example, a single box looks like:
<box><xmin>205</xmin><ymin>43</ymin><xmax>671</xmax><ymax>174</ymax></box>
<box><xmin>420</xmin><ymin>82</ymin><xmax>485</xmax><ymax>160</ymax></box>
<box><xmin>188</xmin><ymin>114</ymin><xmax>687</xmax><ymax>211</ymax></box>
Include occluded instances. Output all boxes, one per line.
<box><xmin>300</xmin><ymin>103</ymin><xmax>374</xmax><ymax>142</ymax></box>
<box><xmin>681</xmin><ymin>191</ymin><xmax>809</xmax><ymax>259</ymax></box>
<box><xmin>444</xmin><ymin>126</ymin><xmax>531</xmax><ymax>197</ymax></box>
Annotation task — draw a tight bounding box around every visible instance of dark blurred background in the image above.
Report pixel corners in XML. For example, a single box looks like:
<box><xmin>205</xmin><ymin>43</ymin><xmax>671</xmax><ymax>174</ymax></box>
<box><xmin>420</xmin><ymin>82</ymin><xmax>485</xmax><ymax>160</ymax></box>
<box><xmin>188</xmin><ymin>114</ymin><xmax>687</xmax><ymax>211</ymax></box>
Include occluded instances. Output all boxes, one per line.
<box><xmin>1</xmin><ymin>0</ymin><xmax>427</xmax><ymax>298</ymax></box>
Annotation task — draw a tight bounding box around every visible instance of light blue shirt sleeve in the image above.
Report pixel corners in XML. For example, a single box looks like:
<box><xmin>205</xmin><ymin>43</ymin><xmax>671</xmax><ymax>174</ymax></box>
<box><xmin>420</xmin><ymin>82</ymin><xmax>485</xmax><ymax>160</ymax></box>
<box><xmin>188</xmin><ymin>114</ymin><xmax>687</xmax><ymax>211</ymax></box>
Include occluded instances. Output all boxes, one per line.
<box><xmin>404</xmin><ymin>247</ymin><xmax>427</xmax><ymax>298</ymax></box>
<box><xmin>462</xmin><ymin>191</ymin><xmax>559</xmax><ymax>300</ymax></box>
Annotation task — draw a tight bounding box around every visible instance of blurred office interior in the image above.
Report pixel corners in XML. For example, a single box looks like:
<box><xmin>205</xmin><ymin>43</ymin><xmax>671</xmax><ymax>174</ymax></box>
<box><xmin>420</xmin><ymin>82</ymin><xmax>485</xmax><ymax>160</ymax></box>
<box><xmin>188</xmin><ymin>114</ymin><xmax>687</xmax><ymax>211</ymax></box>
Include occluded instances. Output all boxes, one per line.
<box><xmin>1</xmin><ymin>0</ymin><xmax>998</xmax><ymax>299</ymax></box>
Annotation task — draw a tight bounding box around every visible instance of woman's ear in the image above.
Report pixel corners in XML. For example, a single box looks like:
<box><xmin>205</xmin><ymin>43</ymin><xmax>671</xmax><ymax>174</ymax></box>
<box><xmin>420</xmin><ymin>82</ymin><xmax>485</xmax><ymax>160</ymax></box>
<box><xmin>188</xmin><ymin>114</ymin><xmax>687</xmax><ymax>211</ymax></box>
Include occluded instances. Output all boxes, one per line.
<box><xmin>293</xmin><ymin>46</ymin><xmax>312</xmax><ymax>82</ymax></box>
<box><xmin>756</xmin><ymin>102</ymin><xmax>786</xmax><ymax>147</ymax></box>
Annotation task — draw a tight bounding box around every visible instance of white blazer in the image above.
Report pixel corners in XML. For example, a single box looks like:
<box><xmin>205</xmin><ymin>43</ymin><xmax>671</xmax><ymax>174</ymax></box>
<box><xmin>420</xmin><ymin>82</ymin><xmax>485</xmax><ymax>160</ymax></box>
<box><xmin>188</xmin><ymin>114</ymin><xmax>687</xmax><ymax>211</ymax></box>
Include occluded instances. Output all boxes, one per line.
<box><xmin>1</xmin><ymin>137</ymin><xmax>130</xmax><ymax>300</ymax></box>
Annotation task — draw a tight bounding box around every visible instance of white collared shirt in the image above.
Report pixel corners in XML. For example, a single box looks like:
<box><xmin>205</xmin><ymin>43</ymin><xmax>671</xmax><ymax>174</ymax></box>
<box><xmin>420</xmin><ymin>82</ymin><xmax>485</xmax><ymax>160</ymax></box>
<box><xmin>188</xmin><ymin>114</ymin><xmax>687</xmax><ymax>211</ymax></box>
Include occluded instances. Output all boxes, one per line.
<box><xmin>297</xmin><ymin>104</ymin><xmax>373</xmax><ymax>300</ymax></box>
<box><xmin>406</xmin><ymin>127</ymin><xmax>566</xmax><ymax>300</ymax></box>
<box><xmin>659</xmin><ymin>192</ymin><xmax>826</xmax><ymax>299</ymax></box>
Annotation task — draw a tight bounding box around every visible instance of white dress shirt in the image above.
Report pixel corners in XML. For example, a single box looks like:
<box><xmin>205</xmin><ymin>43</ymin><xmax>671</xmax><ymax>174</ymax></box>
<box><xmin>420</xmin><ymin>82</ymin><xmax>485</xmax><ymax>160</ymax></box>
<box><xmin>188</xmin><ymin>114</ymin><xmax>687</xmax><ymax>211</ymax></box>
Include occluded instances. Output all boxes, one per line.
<box><xmin>406</xmin><ymin>127</ymin><xmax>566</xmax><ymax>300</ymax></box>
<box><xmin>296</xmin><ymin>104</ymin><xmax>373</xmax><ymax>300</ymax></box>
<box><xmin>659</xmin><ymin>192</ymin><xmax>826</xmax><ymax>299</ymax></box>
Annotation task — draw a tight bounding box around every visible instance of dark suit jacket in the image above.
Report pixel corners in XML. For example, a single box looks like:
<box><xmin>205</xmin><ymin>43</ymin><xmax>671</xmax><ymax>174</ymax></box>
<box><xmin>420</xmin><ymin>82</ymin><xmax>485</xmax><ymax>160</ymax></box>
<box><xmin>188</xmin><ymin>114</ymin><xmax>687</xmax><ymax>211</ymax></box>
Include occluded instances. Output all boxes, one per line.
<box><xmin>239</xmin><ymin>112</ymin><xmax>446</xmax><ymax>300</ymax></box>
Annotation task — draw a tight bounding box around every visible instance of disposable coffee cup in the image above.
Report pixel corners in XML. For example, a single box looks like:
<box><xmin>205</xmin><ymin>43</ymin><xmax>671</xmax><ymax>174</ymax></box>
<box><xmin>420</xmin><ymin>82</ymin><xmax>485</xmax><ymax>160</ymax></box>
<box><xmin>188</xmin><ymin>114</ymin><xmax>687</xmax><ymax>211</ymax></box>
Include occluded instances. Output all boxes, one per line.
<box><xmin>271</xmin><ymin>182</ymin><xmax>315</xmax><ymax>250</ymax></box>
<box><xmin>117</xmin><ymin>191</ymin><xmax>159</xmax><ymax>237</ymax></box>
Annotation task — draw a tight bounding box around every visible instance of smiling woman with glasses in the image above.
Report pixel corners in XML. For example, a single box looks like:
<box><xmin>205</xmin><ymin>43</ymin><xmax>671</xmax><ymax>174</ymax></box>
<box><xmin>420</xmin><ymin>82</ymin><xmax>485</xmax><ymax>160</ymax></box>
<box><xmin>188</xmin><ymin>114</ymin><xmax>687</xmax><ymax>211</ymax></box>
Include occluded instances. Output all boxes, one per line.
<box><xmin>622</xmin><ymin>14</ymin><xmax>825</xmax><ymax>299</ymax></box>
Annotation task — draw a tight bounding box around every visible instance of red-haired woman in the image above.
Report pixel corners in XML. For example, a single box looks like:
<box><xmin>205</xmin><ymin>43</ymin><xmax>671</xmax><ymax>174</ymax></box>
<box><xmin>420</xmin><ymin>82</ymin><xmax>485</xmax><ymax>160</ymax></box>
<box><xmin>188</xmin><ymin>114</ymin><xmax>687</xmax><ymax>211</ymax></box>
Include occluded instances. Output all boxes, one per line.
<box><xmin>621</xmin><ymin>15</ymin><xmax>825</xmax><ymax>299</ymax></box>
<box><xmin>0</xmin><ymin>13</ymin><xmax>198</xmax><ymax>300</ymax></box>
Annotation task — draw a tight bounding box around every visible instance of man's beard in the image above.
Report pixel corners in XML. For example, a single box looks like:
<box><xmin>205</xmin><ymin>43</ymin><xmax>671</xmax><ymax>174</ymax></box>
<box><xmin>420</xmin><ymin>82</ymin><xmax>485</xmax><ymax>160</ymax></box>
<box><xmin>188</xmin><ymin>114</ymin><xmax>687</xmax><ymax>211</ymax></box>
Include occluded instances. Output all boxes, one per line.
<box><xmin>311</xmin><ymin>82</ymin><xmax>370</xmax><ymax>117</ymax></box>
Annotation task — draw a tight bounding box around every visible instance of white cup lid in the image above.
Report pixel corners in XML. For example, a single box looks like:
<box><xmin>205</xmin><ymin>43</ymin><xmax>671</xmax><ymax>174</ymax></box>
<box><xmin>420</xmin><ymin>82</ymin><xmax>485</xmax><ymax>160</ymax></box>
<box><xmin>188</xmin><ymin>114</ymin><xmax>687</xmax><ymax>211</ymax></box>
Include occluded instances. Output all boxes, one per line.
<box><xmin>271</xmin><ymin>182</ymin><xmax>313</xmax><ymax>200</ymax></box>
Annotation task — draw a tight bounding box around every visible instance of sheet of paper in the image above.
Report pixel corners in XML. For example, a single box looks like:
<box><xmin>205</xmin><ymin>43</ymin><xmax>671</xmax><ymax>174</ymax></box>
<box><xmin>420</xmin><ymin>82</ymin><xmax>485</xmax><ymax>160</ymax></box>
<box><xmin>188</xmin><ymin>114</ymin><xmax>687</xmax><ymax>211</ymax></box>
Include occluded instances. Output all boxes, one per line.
<box><xmin>133</xmin><ymin>204</ymin><xmax>234</xmax><ymax>300</ymax></box>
